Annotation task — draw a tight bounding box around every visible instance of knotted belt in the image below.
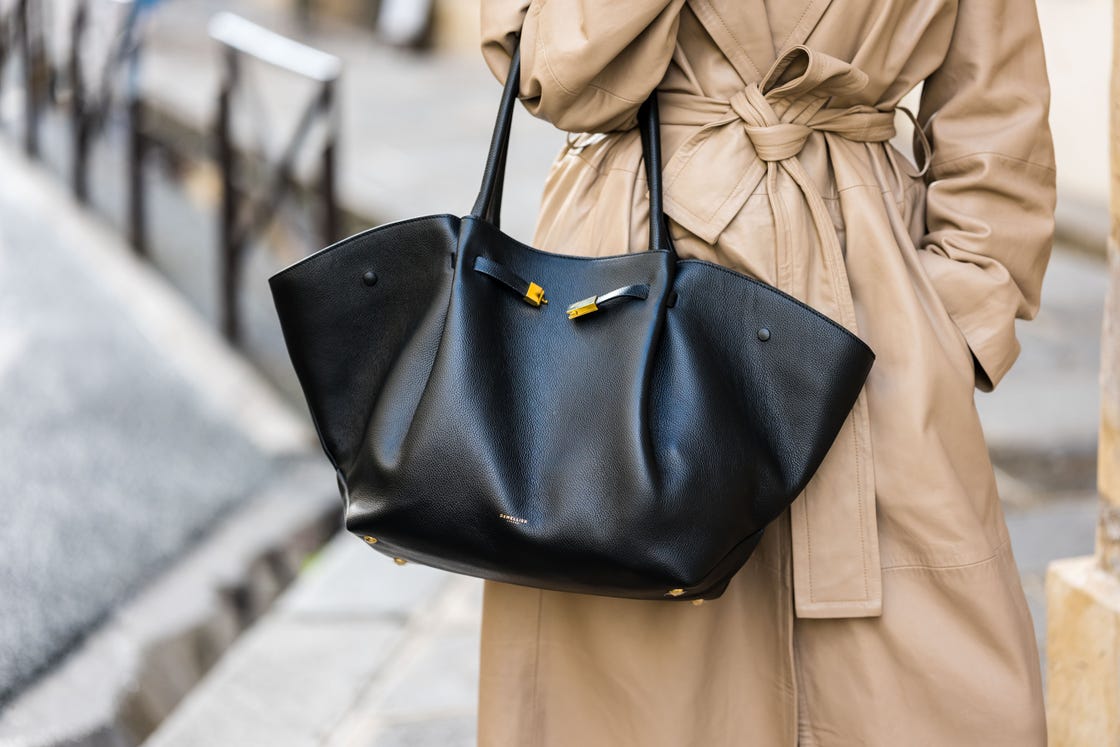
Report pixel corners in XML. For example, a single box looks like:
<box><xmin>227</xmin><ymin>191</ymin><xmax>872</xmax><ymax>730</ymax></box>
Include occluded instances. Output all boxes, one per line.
<box><xmin>655</xmin><ymin>46</ymin><xmax>929</xmax><ymax>617</ymax></box>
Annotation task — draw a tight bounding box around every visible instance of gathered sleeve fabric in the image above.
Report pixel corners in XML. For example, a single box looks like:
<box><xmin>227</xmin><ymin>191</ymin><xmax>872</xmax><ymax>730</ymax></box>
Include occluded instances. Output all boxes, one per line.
<box><xmin>480</xmin><ymin>0</ymin><xmax>686</xmax><ymax>133</ymax></box>
<box><xmin>914</xmin><ymin>0</ymin><xmax>1058</xmax><ymax>392</ymax></box>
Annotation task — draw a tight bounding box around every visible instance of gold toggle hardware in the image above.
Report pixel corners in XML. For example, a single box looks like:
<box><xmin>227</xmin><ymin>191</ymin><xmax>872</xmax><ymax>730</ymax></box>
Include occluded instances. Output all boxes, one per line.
<box><xmin>692</xmin><ymin>599</ymin><xmax>705</xmax><ymax>606</ymax></box>
<box><xmin>665</xmin><ymin>588</ymin><xmax>685</xmax><ymax>597</ymax></box>
<box><xmin>393</xmin><ymin>557</ymin><xmax>407</xmax><ymax>565</ymax></box>
<box><xmin>362</xmin><ymin>535</ymin><xmax>378</xmax><ymax>544</ymax></box>
<box><xmin>566</xmin><ymin>283</ymin><xmax>649</xmax><ymax>319</ymax></box>
<box><xmin>566</xmin><ymin>295</ymin><xmax>600</xmax><ymax>319</ymax></box>
<box><xmin>524</xmin><ymin>282</ymin><xmax>548</xmax><ymax>307</ymax></box>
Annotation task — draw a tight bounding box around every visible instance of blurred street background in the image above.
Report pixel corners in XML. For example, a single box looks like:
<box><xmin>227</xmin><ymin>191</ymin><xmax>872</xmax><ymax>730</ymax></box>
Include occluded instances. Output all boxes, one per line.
<box><xmin>0</xmin><ymin>1</ymin><xmax>1110</xmax><ymax>745</ymax></box>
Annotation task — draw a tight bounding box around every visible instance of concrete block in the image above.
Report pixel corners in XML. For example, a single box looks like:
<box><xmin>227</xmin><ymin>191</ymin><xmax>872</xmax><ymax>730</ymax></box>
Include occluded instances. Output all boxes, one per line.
<box><xmin>1046</xmin><ymin>555</ymin><xmax>1120</xmax><ymax>745</ymax></box>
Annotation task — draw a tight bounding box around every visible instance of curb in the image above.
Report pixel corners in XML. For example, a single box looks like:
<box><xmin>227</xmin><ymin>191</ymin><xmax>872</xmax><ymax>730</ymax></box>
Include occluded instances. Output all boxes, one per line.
<box><xmin>0</xmin><ymin>460</ymin><xmax>340</xmax><ymax>747</ymax></box>
<box><xmin>141</xmin><ymin>534</ymin><xmax>481</xmax><ymax>747</ymax></box>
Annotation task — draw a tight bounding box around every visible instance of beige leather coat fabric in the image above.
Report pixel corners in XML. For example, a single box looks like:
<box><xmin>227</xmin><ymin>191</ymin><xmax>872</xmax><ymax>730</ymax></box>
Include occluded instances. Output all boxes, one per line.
<box><xmin>476</xmin><ymin>1</ymin><xmax>1056</xmax><ymax>744</ymax></box>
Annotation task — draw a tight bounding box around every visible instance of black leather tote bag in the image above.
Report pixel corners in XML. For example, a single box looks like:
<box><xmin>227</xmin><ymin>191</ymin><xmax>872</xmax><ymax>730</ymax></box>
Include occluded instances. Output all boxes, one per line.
<box><xmin>269</xmin><ymin>47</ymin><xmax>874</xmax><ymax>602</ymax></box>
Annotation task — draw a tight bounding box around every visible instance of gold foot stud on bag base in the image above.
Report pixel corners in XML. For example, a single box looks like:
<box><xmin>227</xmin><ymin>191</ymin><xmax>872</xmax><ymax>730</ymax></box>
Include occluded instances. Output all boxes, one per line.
<box><xmin>665</xmin><ymin>588</ymin><xmax>706</xmax><ymax>605</ymax></box>
<box><xmin>359</xmin><ymin>536</ymin><xmax>406</xmax><ymax>565</ymax></box>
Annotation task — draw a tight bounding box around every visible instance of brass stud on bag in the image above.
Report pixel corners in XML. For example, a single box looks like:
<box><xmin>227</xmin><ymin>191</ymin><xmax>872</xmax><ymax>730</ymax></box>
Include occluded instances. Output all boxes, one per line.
<box><xmin>524</xmin><ymin>282</ymin><xmax>548</xmax><ymax>307</ymax></box>
<box><xmin>566</xmin><ymin>295</ymin><xmax>600</xmax><ymax>319</ymax></box>
<box><xmin>362</xmin><ymin>536</ymin><xmax>378</xmax><ymax>544</ymax></box>
<box><xmin>665</xmin><ymin>588</ymin><xmax>685</xmax><ymax>597</ymax></box>
<box><xmin>393</xmin><ymin>557</ymin><xmax>408</xmax><ymax>565</ymax></box>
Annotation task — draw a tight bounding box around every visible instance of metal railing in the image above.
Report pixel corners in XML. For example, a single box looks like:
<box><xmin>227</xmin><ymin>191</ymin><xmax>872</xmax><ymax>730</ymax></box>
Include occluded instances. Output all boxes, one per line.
<box><xmin>0</xmin><ymin>0</ymin><xmax>49</xmax><ymax>156</ymax></box>
<box><xmin>209</xmin><ymin>12</ymin><xmax>341</xmax><ymax>343</ymax></box>
<box><xmin>2</xmin><ymin>4</ymin><xmax>343</xmax><ymax>347</ymax></box>
<box><xmin>67</xmin><ymin>0</ymin><xmax>142</xmax><ymax>215</ymax></box>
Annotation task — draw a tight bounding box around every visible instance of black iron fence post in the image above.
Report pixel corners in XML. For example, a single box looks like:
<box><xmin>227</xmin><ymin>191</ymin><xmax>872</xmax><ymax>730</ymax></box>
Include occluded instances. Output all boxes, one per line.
<box><xmin>70</xmin><ymin>0</ymin><xmax>91</xmax><ymax>202</ymax></box>
<box><xmin>15</xmin><ymin>0</ymin><xmax>43</xmax><ymax>156</ymax></box>
<box><xmin>127</xmin><ymin>93</ymin><xmax>147</xmax><ymax>255</ymax></box>
<box><xmin>0</xmin><ymin>11</ymin><xmax>8</xmax><ymax>103</ymax></box>
<box><xmin>209</xmin><ymin>13</ymin><xmax>341</xmax><ymax>345</ymax></box>
<box><xmin>319</xmin><ymin>77</ymin><xmax>338</xmax><ymax>246</ymax></box>
<box><xmin>216</xmin><ymin>44</ymin><xmax>241</xmax><ymax>341</ymax></box>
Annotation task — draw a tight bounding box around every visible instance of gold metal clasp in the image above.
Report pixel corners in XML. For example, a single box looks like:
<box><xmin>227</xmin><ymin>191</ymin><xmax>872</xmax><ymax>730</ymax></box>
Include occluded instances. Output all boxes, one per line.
<box><xmin>524</xmin><ymin>282</ymin><xmax>547</xmax><ymax>307</ymax></box>
<box><xmin>566</xmin><ymin>295</ymin><xmax>599</xmax><ymax>319</ymax></box>
<box><xmin>565</xmin><ymin>283</ymin><xmax>648</xmax><ymax>319</ymax></box>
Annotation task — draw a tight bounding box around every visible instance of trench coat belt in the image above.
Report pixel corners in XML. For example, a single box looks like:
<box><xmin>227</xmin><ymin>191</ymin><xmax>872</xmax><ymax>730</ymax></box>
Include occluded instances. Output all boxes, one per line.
<box><xmin>653</xmin><ymin>46</ymin><xmax>928</xmax><ymax>617</ymax></box>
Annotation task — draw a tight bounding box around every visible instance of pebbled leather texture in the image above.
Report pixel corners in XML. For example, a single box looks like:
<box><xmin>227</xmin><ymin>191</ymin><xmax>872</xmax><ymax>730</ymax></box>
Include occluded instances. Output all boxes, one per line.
<box><xmin>269</xmin><ymin>46</ymin><xmax>875</xmax><ymax>601</ymax></box>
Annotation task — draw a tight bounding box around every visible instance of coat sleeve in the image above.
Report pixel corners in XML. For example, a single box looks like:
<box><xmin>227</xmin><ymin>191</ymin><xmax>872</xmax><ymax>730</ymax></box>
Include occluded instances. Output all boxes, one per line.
<box><xmin>479</xmin><ymin>0</ymin><xmax>685</xmax><ymax>133</ymax></box>
<box><xmin>914</xmin><ymin>0</ymin><xmax>1057</xmax><ymax>393</ymax></box>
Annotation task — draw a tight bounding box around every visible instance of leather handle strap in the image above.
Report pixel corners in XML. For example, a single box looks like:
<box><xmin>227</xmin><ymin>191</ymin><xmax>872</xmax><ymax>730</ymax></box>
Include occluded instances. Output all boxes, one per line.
<box><xmin>471</xmin><ymin>43</ymin><xmax>676</xmax><ymax>258</ymax></box>
<box><xmin>637</xmin><ymin>93</ymin><xmax>671</xmax><ymax>255</ymax></box>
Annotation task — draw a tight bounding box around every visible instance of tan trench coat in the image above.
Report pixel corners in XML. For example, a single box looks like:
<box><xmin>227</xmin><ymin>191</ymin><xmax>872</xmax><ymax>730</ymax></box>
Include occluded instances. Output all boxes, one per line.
<box><xmin>476</xmin><ymin>1</ymin><xmax>1057</xmax><ymax>744</ymax></box>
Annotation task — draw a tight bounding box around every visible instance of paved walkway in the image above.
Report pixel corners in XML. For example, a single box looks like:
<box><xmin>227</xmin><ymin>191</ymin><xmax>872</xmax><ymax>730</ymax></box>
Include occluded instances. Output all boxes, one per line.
<box><xmin>145</xmin><ymin>536</ymin><xmax>481</xmax><ymax>747</ymax></box>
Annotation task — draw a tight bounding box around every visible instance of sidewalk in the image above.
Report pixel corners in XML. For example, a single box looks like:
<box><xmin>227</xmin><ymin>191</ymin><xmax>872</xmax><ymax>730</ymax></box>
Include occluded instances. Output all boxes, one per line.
<box><xmin>144</xmin><ymin>536</ymin><xmax>482</xmax><ymax>747</ymax></box>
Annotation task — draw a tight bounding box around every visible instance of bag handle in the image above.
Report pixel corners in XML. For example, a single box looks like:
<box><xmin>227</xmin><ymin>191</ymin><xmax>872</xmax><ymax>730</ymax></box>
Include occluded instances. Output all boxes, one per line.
<box><xmin>470</xmin><ymin>44</ymin><xmax>676</xmax><ymax>257</ymax></box>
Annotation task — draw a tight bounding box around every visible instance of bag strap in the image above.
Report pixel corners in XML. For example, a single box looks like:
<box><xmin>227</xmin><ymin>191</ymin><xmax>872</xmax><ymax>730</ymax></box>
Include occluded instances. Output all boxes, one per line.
<box><xmin>470</xmin><ymin>44</ymin><xmax>676</xmax><ymax>257</ymax></box>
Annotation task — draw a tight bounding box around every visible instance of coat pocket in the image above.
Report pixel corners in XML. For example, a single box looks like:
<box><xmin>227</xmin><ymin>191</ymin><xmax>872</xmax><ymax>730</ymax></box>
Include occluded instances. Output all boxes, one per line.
<box><xmin>910</xmin><ymin>244</ymin><xmax>979</xmax><ymax>387</ymax></box>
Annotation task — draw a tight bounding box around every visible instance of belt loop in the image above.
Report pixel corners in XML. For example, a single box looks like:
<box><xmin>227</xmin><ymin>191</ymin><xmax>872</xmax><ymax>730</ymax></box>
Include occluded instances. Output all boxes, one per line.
<box><xmin>896</xmin><ymin>105</ymin><xmax>931</xmax><ymax>177</ymax></box>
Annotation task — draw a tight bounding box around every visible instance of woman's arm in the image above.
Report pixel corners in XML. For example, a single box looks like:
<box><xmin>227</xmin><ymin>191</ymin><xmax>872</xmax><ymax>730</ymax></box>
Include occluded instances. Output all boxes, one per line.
<box><xmin>480</xmin><ymin>0</ymin><xmax>685</xmax><ymax>133</ymax></box>
<box><xmin>915</xmin><ymin>0</ymin><xmax>1058</xmax><ymax>392</ymax></box>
